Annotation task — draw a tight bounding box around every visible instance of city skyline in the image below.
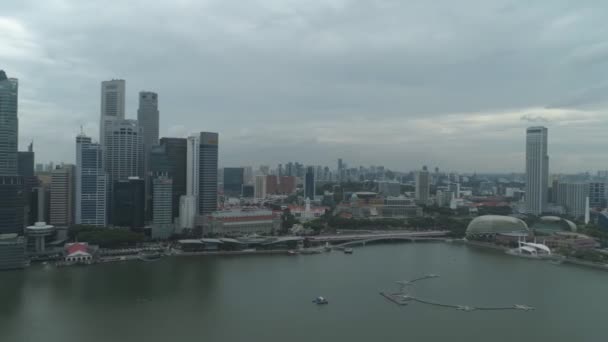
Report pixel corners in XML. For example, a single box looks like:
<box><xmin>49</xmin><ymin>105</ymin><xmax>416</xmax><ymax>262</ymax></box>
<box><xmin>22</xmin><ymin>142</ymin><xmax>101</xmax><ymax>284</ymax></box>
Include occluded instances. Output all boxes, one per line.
<box><xmin>3</xmin><ymin>1</ymin><xmax>608</xmax><ymax>172</ymax></box>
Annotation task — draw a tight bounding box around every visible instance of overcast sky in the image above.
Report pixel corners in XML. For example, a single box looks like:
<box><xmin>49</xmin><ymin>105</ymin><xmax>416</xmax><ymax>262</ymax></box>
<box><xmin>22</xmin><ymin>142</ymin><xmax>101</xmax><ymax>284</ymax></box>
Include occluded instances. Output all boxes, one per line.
<box><xmin>2</xmin><ymin>0</ymin><xmax>608</xmax><ymax>173</ymax></box>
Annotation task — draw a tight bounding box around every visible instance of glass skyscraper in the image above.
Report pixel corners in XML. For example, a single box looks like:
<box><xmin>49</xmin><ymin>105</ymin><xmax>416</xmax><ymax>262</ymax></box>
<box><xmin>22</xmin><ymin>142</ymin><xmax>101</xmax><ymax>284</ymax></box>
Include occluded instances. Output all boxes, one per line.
<box><xmin>0</xmin><ymin>70</ymin><xmax>24</xmax><ymax>235</ymax></box>
<box><xmin>76</xmin><ymin>134</ymin><xmax>107</xmax><ymax>226</ymax></box>
<box><xmin>198</xmin><ymin>132</ymin><xmax>218</xmax><ymax>215</ymax></box>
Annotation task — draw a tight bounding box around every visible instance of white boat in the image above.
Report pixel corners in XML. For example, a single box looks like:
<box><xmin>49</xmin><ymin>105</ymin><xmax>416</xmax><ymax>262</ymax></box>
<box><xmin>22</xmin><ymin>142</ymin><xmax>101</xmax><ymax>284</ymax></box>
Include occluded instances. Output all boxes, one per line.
<box><xmin>313</xmin><ymin>296</ymin><xmax>328</xmax><ymax>305</ymax></box>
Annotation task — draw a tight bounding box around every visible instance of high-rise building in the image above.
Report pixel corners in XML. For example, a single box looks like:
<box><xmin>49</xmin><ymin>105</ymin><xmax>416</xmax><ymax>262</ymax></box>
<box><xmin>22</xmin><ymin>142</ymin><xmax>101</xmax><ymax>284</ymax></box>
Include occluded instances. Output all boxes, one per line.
<box><xmin>0</xmin><ymin>176</ymin><xmax>23</xmax><ymax>235</ymax></box>
<box><xmin>76</xmin><ymin>134</ymin><xmax>107</xmax><ymax>227</ymax></box>
<box><xmin>178</xmin><ymin>195</ymin><xmax>197</xmax><ymax>233</ymax></box>
<box><xmin>0</xmin><ymin>71</ymin><xmax>24</xmax><ymax>236</ymax></box>
<box><xmin>223</xmin><ymin>167</ymin><xmax>244</xmax><ymax>197</ymax></box>
<box><xmin>304</xmin><ymin>166</ymin><xmax>315</xmax><ymax>200</ymax></box>
<box><xmin>99</xmin><ymin>79</ymin><xmax>125</xmax><ymax>146</ymax></box>
<box><xmin>147</xmin><ymin>144</ymin><xmax>171</xmax><ymax>221</ymax></box>
<box><xmin>525</xmin><ymin>126</ymin><xmax>549</xmax><ymax>215</ymax></box>
<box><xmin>137</xmin><ymin>91</ymin><xmax>159</xmax><ymax>178</ymax></box>
<box><xmin>161</xmin><ymin>138</ymin><xmax>187</xmax><ymax>220</ymax></box>
<box><xmin>198</xmin><ymin>132</ymin><xmax>219</xmax><ymax>215</ymax></box>
<box><xmin>186</xmin><ymin>135</ymin><xmax>199</xmax><ymax>197</ymax></box>
<box><xmin>243</xmin><ymin>166</ymin><xmax>253</xmax><ymax>185</ymax></box>
<box><xmin>112</xmin><ymin>177</ymin><xmax>145</xmax><ymax>229</ymax></box>
<box><xmin>152</xmin><ymin>177</ymin><xmax>173</xmax><ymax>225</ymax></box>
<box><xmin>104</xmin><ymin>118</ymin><xmax>144</xmax><ymax>185</ymax></box>
<box><xmin>556</xmin><ymin>183</ymin><xmax>589</xmax><ymax>218</ymax></box>
<box><xmin>0</xmin><ymin>70</ymin><xmax>18</xmax><ymax>175</ymax></box>
<box><xmin>415</xmin><ymin>167</ymin><xmax>430</xmax><ymax>204</ymax></box>
<box><xmin>254</xmin><ymin>175</ymin><xmax>267</xmax><ymax>199</ymax></box>
<box><xmin>50</xmin><ymin>165</ymin><xmax>75</xmax><ymax>227</ymax></box>
<box><xmin>18</xmin><ymin>142</ymin><xmax>37</xmax><ymax>227</ymax></box>
<box><xmin>588</xmin><ymin>182</ymin><xmax>606</xmax><ymax>209</ymax></box>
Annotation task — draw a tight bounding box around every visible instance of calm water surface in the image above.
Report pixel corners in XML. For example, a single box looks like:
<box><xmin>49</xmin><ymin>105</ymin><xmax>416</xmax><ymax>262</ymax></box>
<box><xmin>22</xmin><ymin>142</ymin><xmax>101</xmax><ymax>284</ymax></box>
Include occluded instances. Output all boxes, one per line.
<box><xmin>1</xmin><ymin>243</ymin><xmax>607</xmax><ymax>342</ymax></box>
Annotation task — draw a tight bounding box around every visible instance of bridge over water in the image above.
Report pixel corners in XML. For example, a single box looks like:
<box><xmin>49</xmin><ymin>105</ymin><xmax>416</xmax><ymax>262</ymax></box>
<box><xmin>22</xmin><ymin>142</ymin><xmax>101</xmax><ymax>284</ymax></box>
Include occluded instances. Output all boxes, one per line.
<box><xmin>308</xmin><ymin>231</ymin><xmax>450</xmax><ymax>248</ymax></box>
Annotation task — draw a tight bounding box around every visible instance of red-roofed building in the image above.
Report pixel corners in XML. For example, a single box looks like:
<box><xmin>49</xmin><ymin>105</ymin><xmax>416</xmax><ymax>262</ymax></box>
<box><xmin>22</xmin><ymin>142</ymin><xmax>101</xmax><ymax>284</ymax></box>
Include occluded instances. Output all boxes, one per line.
<box><xmin>64</xmin><ymin>242</ymin><xmax>93</xmax><ymax>263</ymax></box>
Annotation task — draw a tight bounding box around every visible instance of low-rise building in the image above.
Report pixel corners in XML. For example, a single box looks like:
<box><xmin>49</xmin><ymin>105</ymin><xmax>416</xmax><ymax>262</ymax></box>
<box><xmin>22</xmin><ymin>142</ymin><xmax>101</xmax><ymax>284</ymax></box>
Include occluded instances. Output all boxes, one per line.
<box><xmin>200</xmin><ymin>209</ymin><xmax>281</xmax><ymax>235</ymax></box>
<box><xmin>64</xmin><ymin>242</ymin><xmax>93</xmax><ymax>264</ymax></box>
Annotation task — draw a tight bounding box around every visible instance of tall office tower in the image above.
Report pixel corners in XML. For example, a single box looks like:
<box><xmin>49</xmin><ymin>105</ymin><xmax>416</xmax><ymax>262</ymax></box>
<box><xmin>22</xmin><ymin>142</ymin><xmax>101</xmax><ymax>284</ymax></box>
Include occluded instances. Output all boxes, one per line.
<box><xmin>588</xmin><ymin>182</ymin><xmax>606</xmax><ymax>209</ymax></box>
<box><xmin>0</xmin><ymin>71</ymin><xmax>18</xmax><ymax>175</ymax></box>
<box><xmin>223</xmin><ymin>168</ymin><xmax>244</xmax><ymax>197</ymax></box>
<box><xmin>147</xmin><ymin>144</ymin><xmax>170</xmax><ymax>221</ymax></box>
<box><xmin>186</xmin><ymin>135</ymin><xmax>199</xmax><ymax>197</ymax></box>
<box><xmin>525</xmin><ymin>126</ymin><xmax>549</xmax><ymax>215</ymax></box>
<box><xmin>152</xmin><ymin>177</ymin><xmax>173</xmax><ymax>225</ymax></box>
<box><xmin>254</xmin><ymin>175</ymin><xmax>267</xmax><ymax>199</ymax></box>
<box><xmin>75</xmin><ymin>134</ymin><xmax>107</xmax><ymax>226</ymax></box>
<box><xmin>50</xmin><ymin>165</ymin><xmax>75</xmax><ymax>227</ymax></box>
<box><xmin>0</xmin><ymin>71</ymin><xmax>24</xmax><ymax>235</ymax></box>
<box><xmin>137</xmin><ymin>91</ymin><xmax>159</xmax><ymax>177</ymax></box>
<box><xmin>304</xmin><ymin>166</ymin><xmax>315</xmax><ymax>200</ymax></box>
<box><xmin>112</xmin><ymin>177</ymin><xmax>145</xmax><ymax>229</ymax></box>
<box><xmin>415</xmin><ymin>166</ymin><xmax>430</xmax><ymax>204</ymax></box>
<box><xmin>104</xmin><ymin>118</ymin><xmax>144</xmax><ymax>185</ymax></box>
<box><xmin>18</xmin><ymin>142</ymin><xmax>37</xmax><ymax>226</ymax></box>
<box><xmin>161</xmin><ymin>138</ymin><xmax>187</xmax><ymax>220</ymax></box>
<box><xmin>178</xmin><ymin>195</ymin><xmax>197</xmax><ymax>233</ymax></box>
<box><xmin>99</xmin><ymin>79</ymin><xmax>125</xmax><ymax>146</ymax></box>
<box><xmin>198</xmin><ymin>132</ymin><xmax>219</xmax><ymax>215</ymax></box>
<box><xmin>243</xmin><ymin>166</ymin><xmax>253</xmax><ymax>185</ymax></box>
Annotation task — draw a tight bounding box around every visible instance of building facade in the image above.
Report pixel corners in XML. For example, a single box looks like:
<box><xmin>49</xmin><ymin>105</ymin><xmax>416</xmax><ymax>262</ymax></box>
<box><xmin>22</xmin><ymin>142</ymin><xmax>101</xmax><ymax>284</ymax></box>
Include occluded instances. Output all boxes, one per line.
<box><xmin>202</xmin><ymin>209</ymin><xmax>280</xmax><ymax>235</ymax></box>
<box><xmin>198</xmin><ymin>132</ymin><xmax>219</xmax><ymax>215</ymax></box>
<box><xmin>152</xmin><ymin>177</ymin><xmax>173</xmax><ymax>225</ymax></box>
<box><xmin>76</xmin><ymin>135</ymin><xmax>107</xmax><ymax>226</ymax></box>
<box><xmin>304</xmin><ymin>166</ymin><xmax>315</xmax><ymax>200</ymax></box>
<box><xmin>50</xmin><ymin>165</ymin><xmax>75</xmax><ymax>227</ymax></box>
<box><xmin>223</xmin><ymin>167</ymin><xmax>244</xmax><ymax>197</ymax></box>
<box><xmin>99</xmin><ymin>79</ymin><xmax>125</xmax><ymax>146</ymax></box>
<box><xmin>525</xmin><ymin>126</ymin><xmax>549</xmax><ymax>215</ymax></box>
<box><xmin>186</xmin><ymin>135</ymin><xmax>199</xmax><ymax>197</ymax></box>
<box><xmin>137</xmin><ymin>91</ymin><xmax>159</xmax><ymax>178</ymax></box>
<box><xmin>104</xmin><ymin>118</ymin><xmax>144</xmax><ymax>185</ymax></box>
<box><xmin>160</xmin><ymin>138</ymin><xmax>187</xmax><ymax>220</ymax></box>
<box><xmin>254</xmin><ymin>175</ymin><xmax>267</xmax><ymax>199</ymax></box>
<box><xmin>112</xmin><ymin>177</ymin><xmax>145</xmax><ymax>229</ymax></box>
<box><xmin>588</xmin><ymin>182</ymin><xmax>606</xmax><ymax>209</ymax></box>
<box><xmin>415</xmin><ymin>168</ymin><xmax>430</xmax><ymax>204</ymax></box>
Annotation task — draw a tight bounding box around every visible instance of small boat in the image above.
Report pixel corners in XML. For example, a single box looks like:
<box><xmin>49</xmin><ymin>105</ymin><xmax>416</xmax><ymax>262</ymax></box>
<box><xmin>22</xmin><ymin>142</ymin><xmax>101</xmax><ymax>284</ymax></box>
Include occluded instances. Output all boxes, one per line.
<box><xmin>287</xmin><ymin>250</ymin><xmax>298</xmax><ymax>256</ymax></box>
<box><xmin>323</xmin><ymin>242</ymin><xmax>332</xmax><ymax>252</ymax></box>
<box><xmin>313</xmin><ymin>296</ymin><xmax>328</xmax><ymax>305</ymax></box>
<box><xmin>344</xmin><ymin>248</ymin><xmax>353</xmax><ymax>254</ymax></box>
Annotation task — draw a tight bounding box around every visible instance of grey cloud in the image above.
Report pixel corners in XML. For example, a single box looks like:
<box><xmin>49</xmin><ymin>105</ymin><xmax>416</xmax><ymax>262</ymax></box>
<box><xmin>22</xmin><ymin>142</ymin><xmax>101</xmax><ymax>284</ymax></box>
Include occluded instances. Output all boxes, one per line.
<box><xmin>3</xmin><ymin>0</ymin><xmax>608</xmax><ymax>172</ymax></box>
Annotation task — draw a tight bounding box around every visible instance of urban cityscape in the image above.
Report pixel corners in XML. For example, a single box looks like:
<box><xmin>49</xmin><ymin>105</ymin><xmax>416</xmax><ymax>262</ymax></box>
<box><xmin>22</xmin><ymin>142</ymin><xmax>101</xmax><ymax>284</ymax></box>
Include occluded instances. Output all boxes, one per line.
<box><xmin>2</xmin><ymin>70</ymin><xmax>608</xmax><ymax>270</ymax></box>
<box><xmin>2</xmin><ymin>1</ymin><xmax>608</xmax><ymax>341</ymax></box>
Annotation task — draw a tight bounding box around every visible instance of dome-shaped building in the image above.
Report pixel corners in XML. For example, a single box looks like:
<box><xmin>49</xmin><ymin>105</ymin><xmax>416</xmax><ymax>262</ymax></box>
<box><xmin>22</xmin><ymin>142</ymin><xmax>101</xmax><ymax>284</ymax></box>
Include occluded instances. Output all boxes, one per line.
<box><xmin>532</xmin><ymin>216</ymin><xmax>577</xmax><ymax>235</ymax></box>
<box><xmin>466</xmin><ymin>215</ymin><xmax>529</xmax><ymax>238</ymax></box>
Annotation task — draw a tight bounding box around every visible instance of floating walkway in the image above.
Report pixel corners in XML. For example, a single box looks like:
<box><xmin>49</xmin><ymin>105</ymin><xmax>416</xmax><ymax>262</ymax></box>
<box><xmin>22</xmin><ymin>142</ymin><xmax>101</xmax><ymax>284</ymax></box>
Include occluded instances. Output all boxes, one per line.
<box><xmin>381</xmin><ymin>274</ymin><xmax>535</xmax><ymax>312</ymax></box>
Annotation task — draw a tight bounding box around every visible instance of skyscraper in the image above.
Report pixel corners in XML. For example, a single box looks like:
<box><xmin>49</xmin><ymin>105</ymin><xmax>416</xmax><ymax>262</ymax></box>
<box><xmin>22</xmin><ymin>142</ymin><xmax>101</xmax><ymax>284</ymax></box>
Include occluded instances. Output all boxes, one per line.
<box><xmin>0</xmin><ymin>71</ymin><xmax>18</xmax><ymax>175</ymax></box>
<box><xmin>137</xmin><ymin>91</ymin><xmax>159</xmax><ymax>178</ymax></box>
<box><xmin>76</xmin><ymin>134</ymin><xmax>107</xmax><ymax>226</ymax></box>
<box><xmin>161</xmin><ymin>138</ymin><xmax>187</xmax><ymax>220</ymax></box>
<box><xmin>198</xmin><ymin>132</ymin><xmax>219</xmax><ymax>215</ymax></box>
<box><xmin>112</xmin><ymin>177</ymin><xmax>145</xmax><ymax>229</ymax></box>
<box><xmin>152</xmin><ymin>177</ymin><xmax>173</xmax><ymax>225</ymax></box>
<box><xmin>223</xmin><ymin>167</ymin><xmax>244</xmax><ymax>197</ymax></box>
<box><xmin>50</xmin><ymin>165</ymin><xmax>75</xmax><ymax>227</ymax></box>
<box><xmin>254</xmin><ymin>175</ymin><xmax>267</xmax><ymax>199</ymax></box>
<box><xmin>415</xmin><ymin>166</ymin><xmax>430</xmax><ymax>204</ymax></box>
<box><xmin>0</xmin><ymin>70</ymin><xmax>24</xmax><ymax>235</ymax></box>
<box><xmin>304</xmin><ymin>166</ymin><xmax>315</xmax><ymax>200</ymax></box>
<box><xmin>104</xmin><ymin>118</ymin><xmax>144</xmax><ymax>185</ymax></box>
<box><xmin>186</xmin><ymin>135</ymin><xmax>199</xmax><ymax>197</ymax></box>
<box><xmin>525</xmin><ymin>126</ymin><xmax>549</xmax><ymax>215</ymax></box>
<box><xmin>99</xmin><ymin>79</ymin><xmax>126</xmax><ymax>146</ymax></box>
